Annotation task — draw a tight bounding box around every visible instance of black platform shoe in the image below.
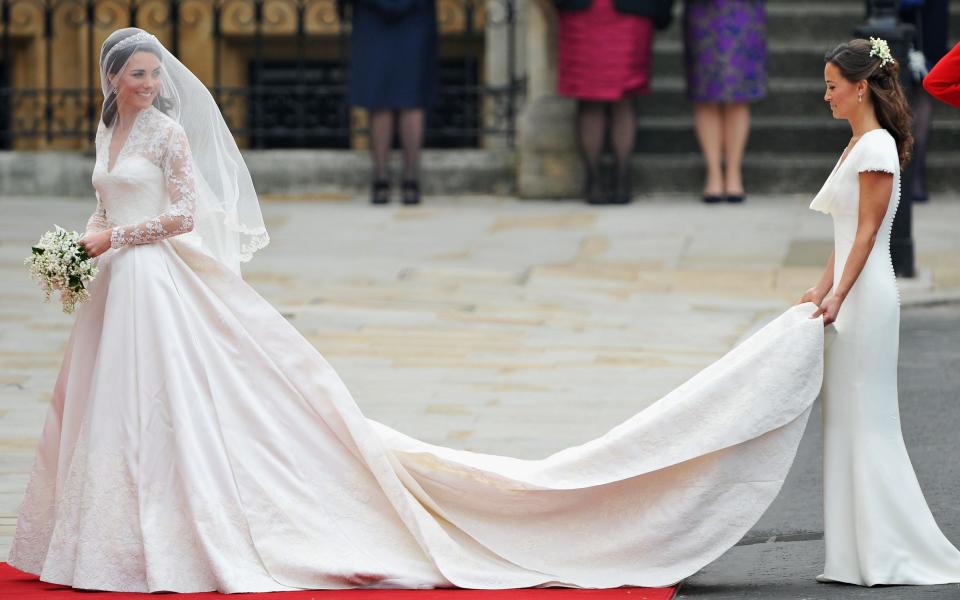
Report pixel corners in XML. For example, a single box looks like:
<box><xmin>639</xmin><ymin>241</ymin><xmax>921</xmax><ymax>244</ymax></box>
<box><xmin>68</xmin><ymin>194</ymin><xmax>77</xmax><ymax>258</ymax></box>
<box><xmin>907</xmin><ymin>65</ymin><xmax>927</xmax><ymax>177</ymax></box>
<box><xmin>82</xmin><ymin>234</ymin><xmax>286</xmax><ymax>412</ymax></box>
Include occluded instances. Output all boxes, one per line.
<box><xmin>371</xmin><ymin>179</ymin><xmax>390</xmax><ymax>205</ymax></box>
<box><xmin>609</xmin><ymin>172</ymin><xmax>633</xmax><ymax>204</ymax></box>
<box><xmin>401</xmin><ymin>180</ymin><xmax>421</xmax><ymax>205</ymax></box>
<box><xmin>585</xmin><ymin>176</ymin><xmax>607</xmax><ymax>205</ymax></box>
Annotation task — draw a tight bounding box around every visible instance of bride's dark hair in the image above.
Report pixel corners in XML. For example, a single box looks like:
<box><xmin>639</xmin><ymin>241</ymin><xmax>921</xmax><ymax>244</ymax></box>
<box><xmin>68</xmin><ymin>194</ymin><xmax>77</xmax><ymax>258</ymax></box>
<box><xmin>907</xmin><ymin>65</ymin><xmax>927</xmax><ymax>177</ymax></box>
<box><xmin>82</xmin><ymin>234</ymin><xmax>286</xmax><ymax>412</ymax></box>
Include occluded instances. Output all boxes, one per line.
<box><xmin>825</xmin><ymin>39</ymin><xmax>913</xmax><ymax>167</ymax></box>
<box><xmin>100</xmin><ymin>30</ymin><xmax>170</xmax><ymax>127</ymax></box>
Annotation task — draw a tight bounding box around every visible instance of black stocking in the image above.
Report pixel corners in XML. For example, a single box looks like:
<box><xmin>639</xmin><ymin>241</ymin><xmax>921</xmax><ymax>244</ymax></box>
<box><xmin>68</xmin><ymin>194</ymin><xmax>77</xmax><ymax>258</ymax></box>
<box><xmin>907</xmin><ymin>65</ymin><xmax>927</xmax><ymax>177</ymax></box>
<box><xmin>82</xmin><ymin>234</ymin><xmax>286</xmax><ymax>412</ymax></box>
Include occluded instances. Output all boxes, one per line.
<box><xmin>577</xmin><ymin>101</ymin><xmax>606</xmax><ymax>199</ymax></box>
<box><xmin>610</xmin><ymin>97</ymin><xmax>636</xmax><ymax>197</ymax></box>
<box><xmin>369</xmin><ymin>109</ymin><xmax>394</xmax><ymax>181</ymax></box>
<box><xmin>399</xmin><ymin>108</ymin><xmax>425</xmax><ymax>182</ymax></box>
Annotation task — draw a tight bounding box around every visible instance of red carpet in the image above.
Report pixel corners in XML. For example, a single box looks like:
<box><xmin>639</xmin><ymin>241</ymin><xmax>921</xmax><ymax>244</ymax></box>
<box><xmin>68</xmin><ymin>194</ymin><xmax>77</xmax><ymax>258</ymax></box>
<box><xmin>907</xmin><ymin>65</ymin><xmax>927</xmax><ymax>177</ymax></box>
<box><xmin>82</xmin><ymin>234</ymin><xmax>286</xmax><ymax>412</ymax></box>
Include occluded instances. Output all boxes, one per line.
<box><xmin>0</xmin><ymin>564</ymin><xmax>677</xmax><ymax>599</ymax></box>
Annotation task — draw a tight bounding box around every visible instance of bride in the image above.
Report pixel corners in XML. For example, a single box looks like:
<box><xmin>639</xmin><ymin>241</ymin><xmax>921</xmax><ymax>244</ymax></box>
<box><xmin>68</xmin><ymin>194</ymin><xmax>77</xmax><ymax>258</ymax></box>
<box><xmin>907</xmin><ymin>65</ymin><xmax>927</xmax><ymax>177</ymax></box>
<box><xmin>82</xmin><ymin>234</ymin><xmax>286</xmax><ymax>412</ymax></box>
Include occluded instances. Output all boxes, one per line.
<box><xmin>7</xmin><ymin>29</ymin><xmax>957</xmax><ymax>592</ymax></box>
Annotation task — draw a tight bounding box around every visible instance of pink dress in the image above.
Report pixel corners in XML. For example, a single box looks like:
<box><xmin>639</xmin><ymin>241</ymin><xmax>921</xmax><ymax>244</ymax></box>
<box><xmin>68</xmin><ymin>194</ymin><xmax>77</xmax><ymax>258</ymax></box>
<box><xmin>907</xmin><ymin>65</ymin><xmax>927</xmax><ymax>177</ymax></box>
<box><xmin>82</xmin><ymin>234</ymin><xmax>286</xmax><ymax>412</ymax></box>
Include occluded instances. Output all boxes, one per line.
<box><xmin>557</xmin><ymin>0</ymin><xmax>655</xmax><ymax>101</ymax></box>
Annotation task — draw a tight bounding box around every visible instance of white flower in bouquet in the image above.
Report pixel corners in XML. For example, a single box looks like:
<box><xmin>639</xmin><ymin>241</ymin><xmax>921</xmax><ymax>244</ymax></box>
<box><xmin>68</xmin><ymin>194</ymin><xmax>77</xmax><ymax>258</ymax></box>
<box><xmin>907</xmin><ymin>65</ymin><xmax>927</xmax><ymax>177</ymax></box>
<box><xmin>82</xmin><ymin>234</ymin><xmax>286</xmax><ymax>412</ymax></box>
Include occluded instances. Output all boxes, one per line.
<box><xmin>24</xmin><ymin>226</ymin><xmax>99</xmax><ymax>314</ymax></box>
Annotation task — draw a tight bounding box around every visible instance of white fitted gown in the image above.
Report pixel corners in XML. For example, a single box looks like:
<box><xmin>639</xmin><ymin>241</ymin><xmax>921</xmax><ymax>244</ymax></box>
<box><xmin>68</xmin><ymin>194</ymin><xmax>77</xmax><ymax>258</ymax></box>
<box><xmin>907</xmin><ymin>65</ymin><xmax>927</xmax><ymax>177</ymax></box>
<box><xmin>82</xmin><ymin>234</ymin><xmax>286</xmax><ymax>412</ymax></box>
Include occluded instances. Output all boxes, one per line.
<box><xmin>810</xmin><ymin>127</ymin><xmax>960</xmax><ymax>586</ymax></box>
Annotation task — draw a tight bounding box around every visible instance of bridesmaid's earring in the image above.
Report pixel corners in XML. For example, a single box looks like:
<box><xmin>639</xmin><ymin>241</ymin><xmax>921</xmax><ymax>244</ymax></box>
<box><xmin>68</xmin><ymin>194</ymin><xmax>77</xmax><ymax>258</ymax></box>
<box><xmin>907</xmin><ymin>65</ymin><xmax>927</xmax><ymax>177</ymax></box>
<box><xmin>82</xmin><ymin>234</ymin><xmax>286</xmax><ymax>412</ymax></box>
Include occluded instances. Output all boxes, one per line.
<box><xmin>858</xmin><ymin>92</ymin><xmax>863</xmax><ymax>103</ymax></box>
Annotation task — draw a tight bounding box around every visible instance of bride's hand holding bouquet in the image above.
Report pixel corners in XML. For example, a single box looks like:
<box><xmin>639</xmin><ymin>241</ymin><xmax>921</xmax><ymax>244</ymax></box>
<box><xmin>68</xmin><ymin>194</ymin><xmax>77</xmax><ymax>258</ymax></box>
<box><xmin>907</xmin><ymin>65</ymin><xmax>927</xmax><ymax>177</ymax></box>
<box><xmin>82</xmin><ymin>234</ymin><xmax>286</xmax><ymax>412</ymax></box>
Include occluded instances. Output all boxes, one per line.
<box><xmin>79</xmin><ymin>228</ymin><xmax>113</xmax><ymax>258</ymax></box>
<box><xmin>24</xmin><ymin>226</ymin><xmax>100</xmax><ymax>314</ymax></box>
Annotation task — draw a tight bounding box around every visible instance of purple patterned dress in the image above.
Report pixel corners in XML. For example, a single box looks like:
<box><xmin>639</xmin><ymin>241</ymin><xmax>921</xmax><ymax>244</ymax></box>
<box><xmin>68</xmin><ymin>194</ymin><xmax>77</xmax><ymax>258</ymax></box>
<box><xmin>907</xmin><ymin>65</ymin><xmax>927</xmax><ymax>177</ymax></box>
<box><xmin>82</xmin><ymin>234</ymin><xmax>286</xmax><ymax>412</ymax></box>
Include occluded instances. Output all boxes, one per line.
<box><xmin>683</xmin><ymin>0</ymin><xmax>767</xmax><ymax>103</ymax></box>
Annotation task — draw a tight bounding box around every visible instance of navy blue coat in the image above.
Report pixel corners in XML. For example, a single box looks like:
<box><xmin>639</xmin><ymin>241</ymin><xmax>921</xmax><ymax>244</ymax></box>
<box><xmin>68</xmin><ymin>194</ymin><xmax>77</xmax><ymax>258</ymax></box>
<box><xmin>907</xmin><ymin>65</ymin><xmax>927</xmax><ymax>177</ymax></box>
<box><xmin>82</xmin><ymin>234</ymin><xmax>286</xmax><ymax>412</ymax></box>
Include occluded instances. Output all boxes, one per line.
<box><xmin>347</xmin><ymin>0</ymin><xmax>439</xmax><ymax>109</ymax></box>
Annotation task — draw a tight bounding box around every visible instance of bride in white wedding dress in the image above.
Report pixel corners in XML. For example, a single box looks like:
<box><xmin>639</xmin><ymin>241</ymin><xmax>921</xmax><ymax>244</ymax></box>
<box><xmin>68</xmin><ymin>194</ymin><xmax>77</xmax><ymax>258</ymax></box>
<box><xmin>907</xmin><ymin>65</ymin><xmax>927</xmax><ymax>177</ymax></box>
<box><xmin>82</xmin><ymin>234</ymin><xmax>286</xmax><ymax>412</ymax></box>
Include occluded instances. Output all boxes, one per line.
<box><xmin>5</xmin><ymin>29</ymin><xmax>954</xmax><ymax>593</ymax></box>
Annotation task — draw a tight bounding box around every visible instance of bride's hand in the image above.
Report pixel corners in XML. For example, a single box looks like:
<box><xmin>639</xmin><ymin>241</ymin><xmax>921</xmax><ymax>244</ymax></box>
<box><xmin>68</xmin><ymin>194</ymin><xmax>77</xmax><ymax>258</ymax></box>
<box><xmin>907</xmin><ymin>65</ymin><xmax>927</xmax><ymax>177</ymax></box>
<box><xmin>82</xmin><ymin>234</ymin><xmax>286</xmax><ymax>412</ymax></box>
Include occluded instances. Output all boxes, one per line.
<box><xmin>811</xmin><ymin>294</ymin><xmax>842</xmax><ymax>326</ymax></box>
<box><xmin>797</xmin><ymin>287</ymin><xmax>827</xmax><ymax>306</ymax></box>
<box><xmin>79</xmin><ymin>229</ymin><xmax>112</xmax><ymax>258</ymax></box>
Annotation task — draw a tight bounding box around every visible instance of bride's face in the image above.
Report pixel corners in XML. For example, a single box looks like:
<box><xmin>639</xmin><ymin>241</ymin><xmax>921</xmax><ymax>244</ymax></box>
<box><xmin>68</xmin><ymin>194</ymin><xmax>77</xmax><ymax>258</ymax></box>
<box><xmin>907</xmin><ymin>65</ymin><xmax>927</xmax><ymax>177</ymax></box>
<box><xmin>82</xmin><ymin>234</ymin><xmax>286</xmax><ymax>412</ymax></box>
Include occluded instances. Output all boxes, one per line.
<box><xmin>823</xmin><ymin>62</ymin><xmax>862</xmax><ymax>121</ymax></box>
<box><xmin>111</xmin><ymin>51</ymin><xmax>162</xmax><ymax>113</ymax></box>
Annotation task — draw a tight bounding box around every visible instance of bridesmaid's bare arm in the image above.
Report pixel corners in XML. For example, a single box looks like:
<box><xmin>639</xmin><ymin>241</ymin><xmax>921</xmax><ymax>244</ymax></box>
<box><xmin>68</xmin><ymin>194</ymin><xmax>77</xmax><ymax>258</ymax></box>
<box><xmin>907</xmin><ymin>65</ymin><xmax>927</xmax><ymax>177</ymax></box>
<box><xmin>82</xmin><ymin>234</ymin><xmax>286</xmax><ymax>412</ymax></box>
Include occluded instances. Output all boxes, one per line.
<box><xmin>812</xmin><ymin>171</ymin><xmax>893</xmax><ymax>324</ymax></box>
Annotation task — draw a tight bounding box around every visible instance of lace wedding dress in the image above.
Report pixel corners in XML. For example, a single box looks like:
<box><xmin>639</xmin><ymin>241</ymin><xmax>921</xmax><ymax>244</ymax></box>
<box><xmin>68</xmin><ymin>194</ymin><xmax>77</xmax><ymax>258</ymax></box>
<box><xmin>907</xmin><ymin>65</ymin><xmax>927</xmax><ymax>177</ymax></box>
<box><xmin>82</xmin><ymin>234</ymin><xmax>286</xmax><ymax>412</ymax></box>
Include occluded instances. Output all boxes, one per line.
<box><xmin>8</xmin><ymin>105</ymin><xmax>828</xmax><ymax>592</ymax></box>
<box><xmin>810</xmin><ymin>127</ymin><xmax>960</xmax><ymax>586</ymax></box>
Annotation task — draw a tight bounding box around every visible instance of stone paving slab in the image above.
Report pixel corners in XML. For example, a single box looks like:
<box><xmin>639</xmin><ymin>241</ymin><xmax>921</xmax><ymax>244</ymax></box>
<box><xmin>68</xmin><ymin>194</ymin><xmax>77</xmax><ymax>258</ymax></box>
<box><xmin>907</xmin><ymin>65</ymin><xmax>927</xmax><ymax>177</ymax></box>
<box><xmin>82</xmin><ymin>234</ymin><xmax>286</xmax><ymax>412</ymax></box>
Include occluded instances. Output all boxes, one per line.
<box><xmin>0</xmin><ymin>193</ymin><xmax>958</xmax><ymax>562</ymax></box>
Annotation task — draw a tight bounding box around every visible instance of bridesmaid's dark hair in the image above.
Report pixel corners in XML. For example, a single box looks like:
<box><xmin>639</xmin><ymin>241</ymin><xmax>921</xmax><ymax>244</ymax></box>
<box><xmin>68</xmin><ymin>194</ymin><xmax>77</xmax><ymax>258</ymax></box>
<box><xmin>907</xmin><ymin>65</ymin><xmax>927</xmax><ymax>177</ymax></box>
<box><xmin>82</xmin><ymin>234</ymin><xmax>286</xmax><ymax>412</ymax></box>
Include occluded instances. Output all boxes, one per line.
<box><xmin>100</xmin><ymin>30</ymin><xmax>168</xmax><ymax>128</ymax></box>
<box><xmin>825</xmin><ymin>39</ymin><xmax>913</xmax><ymax>167</ymax></box>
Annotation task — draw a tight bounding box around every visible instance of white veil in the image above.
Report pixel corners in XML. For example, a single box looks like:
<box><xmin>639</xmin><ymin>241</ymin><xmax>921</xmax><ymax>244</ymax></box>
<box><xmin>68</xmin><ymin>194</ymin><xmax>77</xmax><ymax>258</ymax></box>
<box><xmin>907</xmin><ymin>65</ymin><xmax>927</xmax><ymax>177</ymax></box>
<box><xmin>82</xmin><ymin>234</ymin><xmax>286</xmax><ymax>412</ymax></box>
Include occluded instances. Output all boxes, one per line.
<box><xmin>100</xmin><ymin>28</ymin><xmax>269</xmax><ymax>272</ymax></box>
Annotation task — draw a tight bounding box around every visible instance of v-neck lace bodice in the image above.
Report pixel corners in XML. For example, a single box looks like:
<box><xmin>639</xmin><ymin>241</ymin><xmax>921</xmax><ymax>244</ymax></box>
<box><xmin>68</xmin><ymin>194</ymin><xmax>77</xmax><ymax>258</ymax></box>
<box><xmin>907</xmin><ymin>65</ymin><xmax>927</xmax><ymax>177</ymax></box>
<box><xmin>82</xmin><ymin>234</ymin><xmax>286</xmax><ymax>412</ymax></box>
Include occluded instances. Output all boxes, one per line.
<box><xmin>87</xmin><ymin>107</ymin><xmax>197</xmax><ymax>248</ymax></box>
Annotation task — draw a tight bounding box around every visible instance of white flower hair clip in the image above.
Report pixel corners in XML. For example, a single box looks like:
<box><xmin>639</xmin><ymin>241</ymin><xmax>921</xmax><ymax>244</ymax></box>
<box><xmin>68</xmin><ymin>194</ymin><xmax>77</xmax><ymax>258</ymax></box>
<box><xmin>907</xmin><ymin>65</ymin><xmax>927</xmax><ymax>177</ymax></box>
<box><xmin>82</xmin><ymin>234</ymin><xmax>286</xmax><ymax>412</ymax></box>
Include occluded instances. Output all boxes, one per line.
<box><xmin>869</xmin><ymin>37</ymin><xmax>895</xmax><ymax>68</ymax></box>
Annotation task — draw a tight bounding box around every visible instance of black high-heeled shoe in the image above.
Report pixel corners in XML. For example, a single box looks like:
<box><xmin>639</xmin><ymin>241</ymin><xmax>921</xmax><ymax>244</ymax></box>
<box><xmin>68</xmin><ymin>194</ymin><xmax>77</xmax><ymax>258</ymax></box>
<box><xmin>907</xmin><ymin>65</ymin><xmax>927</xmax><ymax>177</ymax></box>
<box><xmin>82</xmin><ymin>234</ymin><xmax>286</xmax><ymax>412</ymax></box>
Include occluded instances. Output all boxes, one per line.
<box><xmin>401</xmin><ymin>180</ymin><xmax>421</xmax><ymax>205</ymax></box>
<box><xmin>585</xmin><ymin>175</ymin><xmax>607</xmax><ymax>205</ymax></box>
<box><xmin>725</xmin><ymin>193</ymin><xmax>745</xmax><ymax>204</ymax></box>
<box><xmin>609</xmin><ymin>170</ymin><xmax>633</xmax><ymax>204</ymax></box>
<box><xmin>371</xmin><ymin>179</ymin><xmax>390</xmax><ymax>205</ymax></box>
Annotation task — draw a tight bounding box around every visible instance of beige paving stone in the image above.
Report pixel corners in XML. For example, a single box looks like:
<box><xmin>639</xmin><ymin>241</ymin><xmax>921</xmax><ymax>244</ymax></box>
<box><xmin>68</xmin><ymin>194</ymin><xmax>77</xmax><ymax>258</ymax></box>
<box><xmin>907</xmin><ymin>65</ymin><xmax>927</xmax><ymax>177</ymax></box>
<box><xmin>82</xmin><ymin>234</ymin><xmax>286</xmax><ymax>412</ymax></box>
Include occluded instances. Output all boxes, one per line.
<box><xmin>2</xmin><ymin>193</ymin><xmax>959</xmax><ymax>560</ymax></box>
<box><xmin>783</xmin><ymin>239</ymin><xmax>835</xmax><ymax>268</ymax></box>
<box><xmin>491</xmin><ymin>212</ymin><xmax>597</xmax><ymax>231</ymax></box>
<box><xmin>670</xmin><ymin>268</ymin><xmax>778</xmax><ymax>294</ymax></box>
<box><xmin>775</xmin><ymin>267</ymin><xmax>825</xmax><ymax>294</ymax></box>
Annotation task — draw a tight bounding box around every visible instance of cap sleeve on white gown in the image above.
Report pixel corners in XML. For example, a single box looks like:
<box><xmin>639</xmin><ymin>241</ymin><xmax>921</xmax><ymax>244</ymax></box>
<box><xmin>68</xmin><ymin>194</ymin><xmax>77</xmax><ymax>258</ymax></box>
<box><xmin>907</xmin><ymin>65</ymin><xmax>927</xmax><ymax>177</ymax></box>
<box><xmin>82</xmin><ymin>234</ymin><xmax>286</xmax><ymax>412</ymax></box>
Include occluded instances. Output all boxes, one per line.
<box><xmin>854</xmin><ymin>131</ymin><xmax>899</xmax><ymax>175</ymax></box>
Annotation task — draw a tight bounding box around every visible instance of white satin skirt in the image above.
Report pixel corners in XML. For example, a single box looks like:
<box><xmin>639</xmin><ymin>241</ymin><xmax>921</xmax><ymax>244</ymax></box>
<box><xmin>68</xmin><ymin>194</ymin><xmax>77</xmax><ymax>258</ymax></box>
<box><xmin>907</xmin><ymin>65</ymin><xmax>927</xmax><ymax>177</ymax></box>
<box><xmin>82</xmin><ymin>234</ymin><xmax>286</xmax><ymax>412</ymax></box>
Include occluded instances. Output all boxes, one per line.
<box><xmin>10</xmin><ymin>240</ymin><xmax>825</xmax><ymax>593</ymax></box>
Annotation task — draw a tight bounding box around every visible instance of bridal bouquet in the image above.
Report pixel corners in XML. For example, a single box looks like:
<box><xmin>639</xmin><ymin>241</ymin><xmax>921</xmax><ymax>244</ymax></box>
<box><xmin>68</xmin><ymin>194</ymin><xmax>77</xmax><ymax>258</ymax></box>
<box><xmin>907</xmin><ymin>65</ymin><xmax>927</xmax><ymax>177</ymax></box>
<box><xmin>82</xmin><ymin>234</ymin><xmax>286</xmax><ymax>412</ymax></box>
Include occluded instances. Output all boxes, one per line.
<box><xmin>25</xmin><ymin>226</ymin><xmax>99</xmax><ymax>314</ymax></box>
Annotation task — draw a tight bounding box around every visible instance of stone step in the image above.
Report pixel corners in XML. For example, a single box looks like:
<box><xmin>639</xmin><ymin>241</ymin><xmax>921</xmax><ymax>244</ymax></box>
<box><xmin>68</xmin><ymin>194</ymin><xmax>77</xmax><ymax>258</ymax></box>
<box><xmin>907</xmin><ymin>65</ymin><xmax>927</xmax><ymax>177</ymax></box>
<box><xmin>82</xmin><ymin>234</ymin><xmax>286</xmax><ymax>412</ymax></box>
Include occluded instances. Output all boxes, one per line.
<box><xmin>0</xmin><ymin>149</ymin><xmax>516</xmax><ymax>197</ymax></box>
<box><xmin>634</xmin><ymin>77</ymin><xmax>960</xmax><ymax>120</ymax></box>
<box><xmin>3</xmin><ymin>149</ymin><xmax>959</xmax><ymax>197</ymax></box>
<box><xmin>647</xmin><ymin>39</ymin><xmax>952</xmax><ymax>82</ymax></box>
<box><xmin>651</xmin><ymin>40</ymin><xmax>840</xmax><ymax>80</ymax></box>
<box><xmin>691</xmin><ymin>3</ymin><xmax>960</xmax><ymax>44</ymax></box>
<box><xmin>624</xmin><ymin>152</ymin><xmax>960</xmax><ymax>196</ymax></box>
<box><xmin>631</xmin><ymin>117</ymin><xmax>960</xmax><ymax>154</ymax></box>
<box><xmin>635</xmin><ymin>75</ymin><xmax>960</xmax><ymax>118</ymax></box>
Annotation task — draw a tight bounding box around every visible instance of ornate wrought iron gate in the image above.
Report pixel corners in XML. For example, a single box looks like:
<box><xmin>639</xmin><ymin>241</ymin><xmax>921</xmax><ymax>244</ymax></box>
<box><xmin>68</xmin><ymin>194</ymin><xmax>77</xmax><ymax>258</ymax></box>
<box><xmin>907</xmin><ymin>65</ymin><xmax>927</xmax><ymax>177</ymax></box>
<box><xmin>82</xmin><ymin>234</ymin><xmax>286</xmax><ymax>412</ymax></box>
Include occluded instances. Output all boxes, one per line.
<box><xmin>0</xmin><ymin>0</ymin><xmax>523</xmax><ymax>149</ymax></box>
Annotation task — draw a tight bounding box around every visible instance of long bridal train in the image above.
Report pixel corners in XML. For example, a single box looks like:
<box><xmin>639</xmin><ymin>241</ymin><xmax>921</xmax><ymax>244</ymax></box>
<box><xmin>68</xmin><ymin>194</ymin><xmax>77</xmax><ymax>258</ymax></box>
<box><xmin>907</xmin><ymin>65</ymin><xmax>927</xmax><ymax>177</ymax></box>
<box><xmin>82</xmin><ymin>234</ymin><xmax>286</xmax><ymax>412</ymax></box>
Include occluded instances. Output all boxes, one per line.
<box><xmin>9</xmin><ymin>234</ymin><xmax>826</xmax><ymax>593</ymax></box>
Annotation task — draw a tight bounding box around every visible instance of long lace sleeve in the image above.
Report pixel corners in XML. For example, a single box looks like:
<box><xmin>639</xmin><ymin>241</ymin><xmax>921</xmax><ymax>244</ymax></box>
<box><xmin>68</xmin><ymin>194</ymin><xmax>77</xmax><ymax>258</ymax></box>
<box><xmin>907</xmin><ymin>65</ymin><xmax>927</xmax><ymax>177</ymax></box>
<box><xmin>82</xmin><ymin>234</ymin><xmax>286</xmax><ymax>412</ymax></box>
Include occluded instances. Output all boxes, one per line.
<box><xmin>85</xmin><ymin>192</ymin><xmax>110</xmax><ymax>236</ymax></box>
<box><xmin>110</xmin><ymin>125</ymin><xmax>197</xmax><ymax>248</ymax></box>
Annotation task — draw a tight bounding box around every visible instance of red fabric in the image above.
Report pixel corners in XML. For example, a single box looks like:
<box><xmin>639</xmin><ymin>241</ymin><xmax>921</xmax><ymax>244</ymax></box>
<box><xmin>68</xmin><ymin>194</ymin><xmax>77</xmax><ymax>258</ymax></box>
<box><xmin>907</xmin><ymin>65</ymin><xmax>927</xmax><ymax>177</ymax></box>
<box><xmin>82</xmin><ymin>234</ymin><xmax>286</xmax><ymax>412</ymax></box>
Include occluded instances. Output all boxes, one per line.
<box><xmin>0</xmin><ymin>564</ymin><xmax>676</xmax><ymax>600</ymax></box>
<box><xmin>924</xmin><ymin>41</ymin><xmax>960</xmax><ymax>108</ymax></box>
<box><xmin>556</xmin><ymin>0</ymin><xmax>655</xmax><ymax>101</ymax></box>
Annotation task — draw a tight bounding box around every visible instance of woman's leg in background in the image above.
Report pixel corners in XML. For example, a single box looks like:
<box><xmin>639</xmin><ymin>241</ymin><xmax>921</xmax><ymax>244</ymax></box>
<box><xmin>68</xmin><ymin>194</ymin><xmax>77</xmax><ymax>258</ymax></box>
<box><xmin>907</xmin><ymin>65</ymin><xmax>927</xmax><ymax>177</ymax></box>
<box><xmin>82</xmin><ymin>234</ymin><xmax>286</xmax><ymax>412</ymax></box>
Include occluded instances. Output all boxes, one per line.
<box><xmin>721</xmin><ymin>102</ymin><xmax>750</xmax><ymax>201</ymax></box>
<box><xmin>399</xmin><ymin>108</ymin><xmax>425</xmax><ymax>204</ymax></box>
<box><xmin>610</xmin><ymin>96</ymin><xmax>637</xmax><ymax>203</ymax></box>
<box><xmin>369</xmin><ymin>109</ymin><xmax>395</xmax><ymax>203</ymax></box>
<box><xmin>694</xmin><ymin>102</ymin><xmax>724</xmax><ymax>201</ymax></box>
<box><xmin>370</xmin><ymin>109</ymin><xmax>395</xmax><ymax>180</ymax></box>
<box><xmin>577</xmin><ymin>100</ymin><xmax>608</xmax><ymax>204</ymax></box>
<box><xmin>399</xmin><ymin>108</ymin><xmax>425</xmax><ymax>183</ymax></box>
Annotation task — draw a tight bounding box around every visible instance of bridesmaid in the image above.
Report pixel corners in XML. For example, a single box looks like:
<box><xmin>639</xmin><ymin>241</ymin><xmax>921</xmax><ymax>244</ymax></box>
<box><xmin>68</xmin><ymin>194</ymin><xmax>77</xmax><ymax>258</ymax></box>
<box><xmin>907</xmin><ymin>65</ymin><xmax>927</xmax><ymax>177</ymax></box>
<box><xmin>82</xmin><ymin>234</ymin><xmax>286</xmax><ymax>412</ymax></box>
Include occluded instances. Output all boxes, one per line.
<box><xmin>544</xmin><ymin>0</ymin><xmax>675</xmax><ymax>204</ymax></box>
<box><xmin>807</xmin><ymin>38</ymin><xmax>960</xmax><ymax>587</ymax></box>
<box><xmin>346</xmin><ymin>0</ymin><xmax>439</xmax><ymax>205</ymax></box>
<box><xmin>683</xmin><ymin>0</ymin><xmax>767</xmax><ymax>203</ymax></box>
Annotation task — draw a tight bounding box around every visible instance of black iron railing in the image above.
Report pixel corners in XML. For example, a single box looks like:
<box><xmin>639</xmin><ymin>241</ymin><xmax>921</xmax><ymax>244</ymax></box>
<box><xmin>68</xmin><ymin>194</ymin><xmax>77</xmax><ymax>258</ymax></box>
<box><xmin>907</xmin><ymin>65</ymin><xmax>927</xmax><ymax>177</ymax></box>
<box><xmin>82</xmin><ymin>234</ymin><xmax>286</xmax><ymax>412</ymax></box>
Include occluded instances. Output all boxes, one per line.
<box><xmin>0</xmin><ymin>0</ymin><xmax>524</xmax><ymax>149</ymax></box>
